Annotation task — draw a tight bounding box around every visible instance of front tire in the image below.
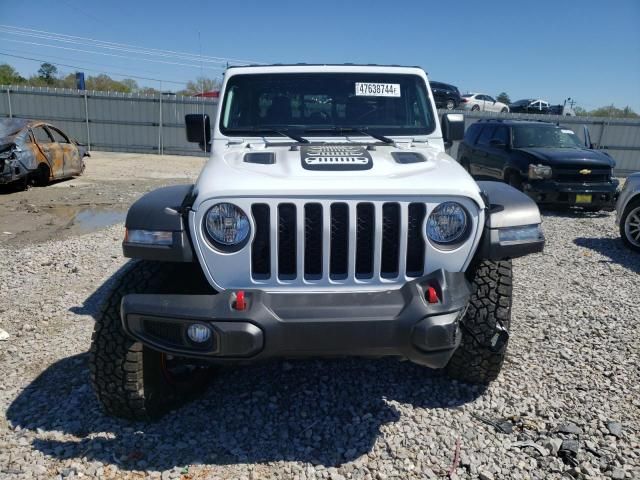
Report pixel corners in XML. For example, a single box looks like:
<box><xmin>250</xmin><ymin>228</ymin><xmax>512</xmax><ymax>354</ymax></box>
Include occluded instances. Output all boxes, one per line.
<box><xmin>445</xmin><ymin>99</ymin><xmax>455</xmax><ymax>110</ymax></box>
<box><xmin>445</xmin><ymin>260</ymin><xmax>513</xmax><ymax>384</ymax></box>
<box><xmin>506</xmin><ymin>171</ymin><xmax>524</xmax><ymax>191</ymax></box>
<box><xmin>620</xmin><ymin>199</ymin><xmax>640</xmax><ymax>251</ymax></box>
<box><xmin>89</xmin><ymin>261</ymin><xmax>213</xmax><ymax>420</ymax></box>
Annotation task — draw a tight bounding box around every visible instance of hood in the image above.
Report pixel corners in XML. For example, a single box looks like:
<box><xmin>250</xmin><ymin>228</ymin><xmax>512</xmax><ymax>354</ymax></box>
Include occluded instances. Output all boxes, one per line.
<box><xmin>517</xmin><ymin>147</ymin><xmax>615</xmax><ymax>168</ymax></box>
<box><xmin>193</xmin><ymin>142</ymin><xmax>484</xmax><ymax>210</ymax></box>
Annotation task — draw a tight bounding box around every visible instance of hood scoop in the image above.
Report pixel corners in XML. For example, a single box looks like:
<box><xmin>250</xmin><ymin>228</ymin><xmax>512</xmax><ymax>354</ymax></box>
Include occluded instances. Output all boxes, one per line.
<box><xmin>391</xmin><ymin>152</ymin><xmax>426</xmax><ymax>164</ymax></box>
<box><xmin>244</xmin><ymin>152</ymin><xmax>275</xmax><ymax>165</ymax></box>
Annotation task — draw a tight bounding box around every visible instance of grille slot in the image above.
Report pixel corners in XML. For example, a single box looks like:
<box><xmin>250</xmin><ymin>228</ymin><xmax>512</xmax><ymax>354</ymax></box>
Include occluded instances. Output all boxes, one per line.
<box><xmin>251</xmin><ymin>204</ymin><xmax>271</xmax><ymax>278</ymax></box>
<box><xmin>355</xmin><ymin>203</ymin><xmax>375</xmax><ymax>278</ymax></box>
<box><xmin>304</xmin><ymin>203</ymin><xmax>323</xmax><ymax>279</ymax></box>
<box><xmin>330</xmin><ymin>203</ymin><xmax>349</xmax><ymax>279</ymax></box>
<box><xmin>278</xmin><ymin>204</ymin><xmax>297</xmax><ymax>279</ymax></box>
<box><xmin>249</xmin><ymin>200</ymin><xmax>434</xmax><ymax>283</ymax></box>
<box><xmin>381</xmin><ymin>203</ymin><xmax>400</xmax><ymax>278</ymax></box>
<box><xmin>406</xmin><ymin>203</ymin><xmax>426</xmax><ymax>277</ymax></box>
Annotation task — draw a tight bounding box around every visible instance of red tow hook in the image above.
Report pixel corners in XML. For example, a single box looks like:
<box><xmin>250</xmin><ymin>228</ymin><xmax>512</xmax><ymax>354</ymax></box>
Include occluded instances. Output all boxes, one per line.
<box><xmin>426</xmin><ymin>285</ymin><xmax>439</xmax><ymax>304</ymax></box>
<box><xmin>233</xmin><ymin>290</ymin><xmax>247</xmax><ymax>311</ymax></box>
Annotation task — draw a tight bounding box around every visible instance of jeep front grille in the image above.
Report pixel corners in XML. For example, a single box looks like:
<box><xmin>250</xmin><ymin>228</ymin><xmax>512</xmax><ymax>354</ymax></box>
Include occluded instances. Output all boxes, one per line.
<box><xmin>250</xmin><ymin>201</ymin><xmax>427</xmax><ymax>282</ymax></box>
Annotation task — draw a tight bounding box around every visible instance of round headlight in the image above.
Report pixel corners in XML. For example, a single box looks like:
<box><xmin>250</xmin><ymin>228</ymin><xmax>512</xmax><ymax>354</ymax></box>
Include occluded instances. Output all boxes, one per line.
<box><xmin>204</xmin><ymin>203</ymin><xmax>250</xmax><ymax>248</ymax></box>
<box><xmin>426</xmin><ymin>202</ymin><xmax>469</xmax><ymax>246</ymax></box>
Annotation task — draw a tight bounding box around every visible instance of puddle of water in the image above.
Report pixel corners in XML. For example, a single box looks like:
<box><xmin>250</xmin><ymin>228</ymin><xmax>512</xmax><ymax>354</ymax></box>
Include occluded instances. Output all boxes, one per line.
<box><xmin>46</xmin><ymin>206</ymin><xmax>127</xmax><ymax>234</ymax></box>
<box><xmin>71</xmin><ymin>209</ymin><xmax>127</xmax><ymax>234</ymax></box>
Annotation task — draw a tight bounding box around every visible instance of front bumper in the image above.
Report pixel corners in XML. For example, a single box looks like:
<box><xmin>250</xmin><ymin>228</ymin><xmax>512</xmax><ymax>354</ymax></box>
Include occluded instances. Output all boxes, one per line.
<box><xmin>523</xmin><ymin>180</ymin><xmax>619</xmax><ymax>210</ymax></box>
<box><xmin>121</xmin><ymin>269</ymin><xmax>471</xmax><ymax>369</ymax></box>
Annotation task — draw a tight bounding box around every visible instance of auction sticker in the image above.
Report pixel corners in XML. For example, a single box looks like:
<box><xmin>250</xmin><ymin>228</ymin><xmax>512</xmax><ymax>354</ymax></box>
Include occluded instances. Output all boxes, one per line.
<box><xmin>355</xmin><ymin>82</ymin><xmax>401</xmax><ymax>97</ymax></box>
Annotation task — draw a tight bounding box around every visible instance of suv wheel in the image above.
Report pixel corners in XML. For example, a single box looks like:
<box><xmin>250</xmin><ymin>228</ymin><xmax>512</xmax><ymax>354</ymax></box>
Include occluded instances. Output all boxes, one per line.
<box><xmin>445</xmin><ymin>259</ymin><xmax>512</xmax><ymax>384</ymax></box>
<box><xmin>445</xmin><ymin>99</ymin><xmax>455</xmax><ymax>110</ymax></box>
<box><xmin>89</xmin><ymin>261</ymin><xmax>214</xmax><ymax>420</ymax></box>
<box><xmin>506</xmin><ymin>171</ymin><xmax>523</xmax><ymax>190</ymax></box>
<box><xmin>620</xmin><ymin>198</ymin><xmax>640</xmax><ymax>251</ymax></box>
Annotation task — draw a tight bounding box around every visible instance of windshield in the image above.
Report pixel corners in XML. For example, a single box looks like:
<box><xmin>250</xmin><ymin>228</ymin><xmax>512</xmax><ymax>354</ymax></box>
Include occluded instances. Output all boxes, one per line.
<box><xmin>219</xmin><ymin>73</ymin><xmax>436</xmax><ymax>138</ymax></box>
<box><xmin>512</xmin><ymin>99</ymin><xmax>534</xmax><ymax>106</ymax></box>
<box><xmin>513</xmin><ymin>125</ymin><xmax>583</xmax><ymax>148</ymax></box>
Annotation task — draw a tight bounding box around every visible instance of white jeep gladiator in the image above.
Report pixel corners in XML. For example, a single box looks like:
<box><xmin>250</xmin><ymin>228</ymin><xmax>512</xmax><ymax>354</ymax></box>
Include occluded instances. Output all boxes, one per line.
<box><xmin>90</xmin><ymin>65</ymin><xmax>544</xmax><ymax>420</ymax></box>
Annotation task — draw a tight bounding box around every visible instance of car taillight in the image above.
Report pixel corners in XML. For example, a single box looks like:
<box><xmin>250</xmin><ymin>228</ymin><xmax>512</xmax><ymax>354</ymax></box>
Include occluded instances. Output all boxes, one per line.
<box><xmin>460</xmin><ymin>98</ymin><xmax>468</xmax><ymax>103</ymax></box>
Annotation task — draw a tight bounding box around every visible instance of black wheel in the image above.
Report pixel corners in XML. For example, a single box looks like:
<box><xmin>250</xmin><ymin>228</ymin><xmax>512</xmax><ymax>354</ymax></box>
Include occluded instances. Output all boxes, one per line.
<box><xmin>33</xmin><ymin>163</ymin><xmax>50</xmax><ymax>187</ymax></box>
<box><xmin>471</xmin><ymin>105</ymin><xmax>480</xmax><ymax>111</ymax></box>
<box><xmin>89</xmin><ymin>261</ymin><xmax>214</xmax><ymax>420</ymax></box>
<box><xmin>620</xmin><ymin>198</ymin><xmax>640</xmax><ymax>252</ymax></box>
<box><xmin>501</xmin><ymin>107</ymin><xmax>508</xmax><ymax>113</ymax></box>
<box><xmin>445</xmin><ymin>99</ymin><xmax>455</xmax><ymax>110</ymax></box>
<box><xmin>446</xmin><ymin>259</ymin><xmax>513</xmax><ymax>384</ymax></box>
<box><xmin>506</xmin><ymin>171</ymin><xmax>523</xmax><ymax>191</ymax></box>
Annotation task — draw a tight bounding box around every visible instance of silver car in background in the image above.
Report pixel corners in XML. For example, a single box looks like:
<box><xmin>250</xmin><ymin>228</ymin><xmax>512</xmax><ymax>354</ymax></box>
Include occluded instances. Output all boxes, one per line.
<box><xmin>616</xmin><ymin>173</ymin><xmax>640</xmax><ymax>251</ymax></box>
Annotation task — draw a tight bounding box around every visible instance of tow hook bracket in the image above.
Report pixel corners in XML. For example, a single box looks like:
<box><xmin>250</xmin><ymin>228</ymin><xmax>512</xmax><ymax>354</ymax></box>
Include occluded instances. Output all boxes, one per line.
<box><xmin>490</xmin><ymin>324</ymin><xmax>509</xmax><ymax>353</ymax></box>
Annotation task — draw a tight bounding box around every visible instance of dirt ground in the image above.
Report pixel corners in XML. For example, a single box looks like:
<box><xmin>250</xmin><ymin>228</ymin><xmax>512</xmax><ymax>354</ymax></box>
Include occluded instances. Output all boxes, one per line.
<box><xmin>0</xmin><ymin>151</ymin><xmax>206</xmax><ymax>246</ymax></box>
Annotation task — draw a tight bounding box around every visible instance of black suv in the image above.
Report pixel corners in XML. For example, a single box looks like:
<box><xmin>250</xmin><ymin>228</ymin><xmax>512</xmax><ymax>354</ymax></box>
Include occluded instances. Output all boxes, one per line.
<box><xmin>457</xmin><ymin>120</ymin><xmax>618</xmax><ymax>210</ymax></box>
<box><xmin>430</xmin><ymin>81</ymin><xmax>461</xmax><ymax>110</ymax></box>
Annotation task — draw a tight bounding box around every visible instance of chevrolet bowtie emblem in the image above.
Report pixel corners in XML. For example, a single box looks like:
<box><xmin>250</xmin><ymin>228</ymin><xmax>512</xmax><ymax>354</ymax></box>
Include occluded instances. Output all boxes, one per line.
<box><xmin>579</xmin><ymin>169</ymin><xmax>592</xmax><ymax>175</ymax></box>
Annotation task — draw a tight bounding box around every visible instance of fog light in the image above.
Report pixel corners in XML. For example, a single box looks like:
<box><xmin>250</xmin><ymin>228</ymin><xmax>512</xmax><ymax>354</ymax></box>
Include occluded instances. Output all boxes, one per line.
<box><xmin>187</xmin><ymin>323</ymin><xmax>211</xmax><ymax>343</ymax></box>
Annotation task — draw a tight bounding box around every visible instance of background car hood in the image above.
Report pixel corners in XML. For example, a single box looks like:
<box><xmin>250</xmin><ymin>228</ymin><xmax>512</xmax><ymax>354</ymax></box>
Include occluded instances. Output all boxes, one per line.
<box><xmin>193</xmin><ymin>143</ymin><xmax>484</xmax><ymax>210</ymax></box>
<box><xmin>517</xmin><ymin>147</ymin><xmax>615</xmax><ymax>167</ymax></box>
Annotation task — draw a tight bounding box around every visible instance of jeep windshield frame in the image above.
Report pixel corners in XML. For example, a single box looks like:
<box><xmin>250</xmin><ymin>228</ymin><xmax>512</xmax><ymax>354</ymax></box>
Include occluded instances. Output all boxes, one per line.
<box><xmin>219</xmin><ymin>72</ymin><xmax>436</xmax><ymax>138</ymax></box>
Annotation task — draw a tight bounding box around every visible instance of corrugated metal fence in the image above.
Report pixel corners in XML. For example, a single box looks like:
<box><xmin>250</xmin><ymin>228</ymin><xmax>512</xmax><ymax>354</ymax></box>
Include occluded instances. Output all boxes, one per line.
<box><xmin>0</xmin><ymin>85</ymin><xmax>217</xmax><ymax>156</ymax></box>
<box><xmin>1</xmin><ymin>85</ymin><xmax>639</xmax><ymax>173</ymax></box>
<box><xmin>447</xmin><ymin>110</ymin><xmax>640</xmax><ymax>175</ymax></box>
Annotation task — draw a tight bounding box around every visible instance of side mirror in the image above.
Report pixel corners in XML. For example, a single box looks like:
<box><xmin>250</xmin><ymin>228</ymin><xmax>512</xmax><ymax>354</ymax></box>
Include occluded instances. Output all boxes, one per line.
<box><xmin>442</xmin><ymin>113</ymin><xmax>465</xmax><ymax>145</ymax></box>
<box><xmin>185</xmin><ymin>114</ymin><xmax>211</xmax><ymax>151</ymax></box>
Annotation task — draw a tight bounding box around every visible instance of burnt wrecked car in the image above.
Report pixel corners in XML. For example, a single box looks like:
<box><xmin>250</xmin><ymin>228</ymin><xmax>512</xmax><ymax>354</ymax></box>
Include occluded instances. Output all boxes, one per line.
<box><xmin>0</xmin><ymin>118</ymin><xmax>88</xmax><ymax>187</ymax></box>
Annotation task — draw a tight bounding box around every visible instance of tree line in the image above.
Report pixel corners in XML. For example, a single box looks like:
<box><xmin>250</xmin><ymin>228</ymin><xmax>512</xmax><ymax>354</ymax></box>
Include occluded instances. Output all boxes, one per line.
<box><xmin>0</xmin><ymin>62</ymin><xmax>220</xmax><ymax>96</ymax></box>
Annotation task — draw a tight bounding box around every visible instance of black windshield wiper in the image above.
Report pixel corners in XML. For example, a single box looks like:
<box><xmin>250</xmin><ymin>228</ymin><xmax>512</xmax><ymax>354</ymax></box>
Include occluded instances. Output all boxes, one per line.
<box><xmin>304</xmin><ymin>126</ymin><xmax>393</xmax><ymax>144</ymax></box>
<box><xmin>227</xmin><ymin>128</ymin><xmax>309</xmax><ymax>144</ymax></box>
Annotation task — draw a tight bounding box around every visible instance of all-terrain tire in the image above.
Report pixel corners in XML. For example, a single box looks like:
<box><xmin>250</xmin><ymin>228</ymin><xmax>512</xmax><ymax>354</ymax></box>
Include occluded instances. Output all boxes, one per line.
<box><xmin>89</xmin><ymin>260</ymin><xmax>213</xmax><ymax>420</ymax></box>
<box><xmin>445</xmin><ymin>259</ymin><xmax>513</xmax><ymax>384</ymax></box>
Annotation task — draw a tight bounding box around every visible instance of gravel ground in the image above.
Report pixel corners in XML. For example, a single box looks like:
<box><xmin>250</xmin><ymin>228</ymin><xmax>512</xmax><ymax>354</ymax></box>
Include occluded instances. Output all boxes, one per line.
<box><xmin>1</xmin><ymin>206</ymin><xmax>639</xmax><ymax>479</ymax></box>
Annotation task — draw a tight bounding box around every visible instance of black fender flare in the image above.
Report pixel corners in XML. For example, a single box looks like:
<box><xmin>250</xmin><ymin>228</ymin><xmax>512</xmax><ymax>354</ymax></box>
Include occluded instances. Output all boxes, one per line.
<box><xmin>123</xmin><ymin>184</ymin><xmax>196</xmax><ymax>262</ymax></box>
<box><xmin>474</xmin><ymin>181</ymin><xmax>545</xmax><ymax>261</ymax></box>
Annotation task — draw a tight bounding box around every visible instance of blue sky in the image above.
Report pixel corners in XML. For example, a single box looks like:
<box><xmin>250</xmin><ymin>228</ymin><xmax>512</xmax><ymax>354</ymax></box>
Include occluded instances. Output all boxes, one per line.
<box><xmin>1</xmin><ymin>0</ymin><xmax>639</xmax><ymax>111</ymax></box>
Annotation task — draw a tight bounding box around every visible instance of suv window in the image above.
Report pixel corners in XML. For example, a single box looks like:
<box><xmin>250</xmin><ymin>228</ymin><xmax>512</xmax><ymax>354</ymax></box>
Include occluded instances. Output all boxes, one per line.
<box><xmin>491</xmin><ymin>126</ymin><xmax>509</xmax><ymax>145</ymax></box>
<box><xmin>477</xmin><ymin>125</ymin><xmax>496</xmax><ymax>146</ymax></box>
<box><xmin>464</xmin><ymin>123</ymin><xmax>483</xmax><ymax>143</ymax></box>
<box><xmin>32</xmin><ymin>126</ymin><xmax>52</xmax><ymax>143</ymax></box>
